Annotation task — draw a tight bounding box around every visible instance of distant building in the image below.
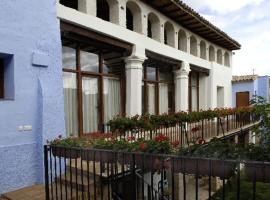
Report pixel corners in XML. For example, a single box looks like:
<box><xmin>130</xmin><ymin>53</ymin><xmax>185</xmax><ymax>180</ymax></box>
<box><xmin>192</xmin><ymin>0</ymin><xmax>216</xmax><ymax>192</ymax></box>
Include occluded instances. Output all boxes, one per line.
<box><xmin>232</xmin><ymin>75</ymin><xmax>270</xmax><ymax>107</ymax></box>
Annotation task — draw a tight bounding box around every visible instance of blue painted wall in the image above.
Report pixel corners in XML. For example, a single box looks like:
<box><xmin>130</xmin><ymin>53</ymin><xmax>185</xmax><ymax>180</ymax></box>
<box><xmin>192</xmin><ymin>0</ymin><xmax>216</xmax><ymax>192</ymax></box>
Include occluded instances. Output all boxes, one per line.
<box><xmin>258</xmin><ymin>76</ymin><xmax>269</xmax><ymax>103</ymax></box>
<box><xmin>232</xmin><ymin>80</ymin><xmax>257</xmax><ymax>107</ymax></box>
<box><xmin>232</xmin><ymin>76</ymin><xmax>269</xmax><ymax>107</ymax></box>
<box><xmin>0</xmin><ymin>0</ymin><xmax>65</xmax><ymax>193</ymax></box>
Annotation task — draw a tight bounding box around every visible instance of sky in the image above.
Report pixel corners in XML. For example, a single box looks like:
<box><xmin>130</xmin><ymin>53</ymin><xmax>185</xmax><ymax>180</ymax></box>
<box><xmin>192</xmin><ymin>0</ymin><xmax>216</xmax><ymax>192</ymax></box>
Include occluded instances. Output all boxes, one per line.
<box><xmin>182</xmin><ymin>0</ymin><xmax>270</xmax><ymax>76</ymax></box>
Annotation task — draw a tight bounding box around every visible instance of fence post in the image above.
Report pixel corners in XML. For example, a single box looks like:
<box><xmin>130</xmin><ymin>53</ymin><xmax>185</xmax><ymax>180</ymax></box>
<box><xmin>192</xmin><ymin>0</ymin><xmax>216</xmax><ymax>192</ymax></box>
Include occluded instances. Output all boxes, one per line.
<box><xmin>201</xmin><ymin>120</ymin><xmax>204</xmax><ymax>140</ymax></box>
<box><xmin>44</xmin><ymin>145</ymin><xmax>50</xmax><ymax>200</ymax></box>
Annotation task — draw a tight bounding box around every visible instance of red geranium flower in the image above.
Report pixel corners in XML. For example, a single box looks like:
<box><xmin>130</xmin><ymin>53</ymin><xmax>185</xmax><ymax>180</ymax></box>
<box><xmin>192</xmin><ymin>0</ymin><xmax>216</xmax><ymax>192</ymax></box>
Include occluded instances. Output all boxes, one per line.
<box><xmin>127</xmin><ymin>136</ymin><xmax>136</xmax><ymax>141</ymax></box>
<box><xmin>154</xmin><ymin>134</ymin><xmax>169</xmax><ymax>142</ymax></box>
<box><xmin>172</xmin><ymin>140</ymin><xmax>180</xmax><ymax>148</ymax></box>
<box><xmin>196</xmin><ymin>137</ymin><xmax>206</xmax><ymax>145</ymax></box>
<box><xmin>139</xmin><ymin>143</ymin><xmax>147</xmax><ymax>151</ymax></box>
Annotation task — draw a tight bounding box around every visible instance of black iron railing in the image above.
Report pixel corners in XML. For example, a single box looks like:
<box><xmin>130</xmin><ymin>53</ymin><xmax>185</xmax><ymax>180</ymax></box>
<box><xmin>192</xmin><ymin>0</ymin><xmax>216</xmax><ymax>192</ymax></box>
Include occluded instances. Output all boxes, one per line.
<box><xmin>44</xmin><ymin>145</ymin><xmax>270</xmax><ymax>200</ymax></box>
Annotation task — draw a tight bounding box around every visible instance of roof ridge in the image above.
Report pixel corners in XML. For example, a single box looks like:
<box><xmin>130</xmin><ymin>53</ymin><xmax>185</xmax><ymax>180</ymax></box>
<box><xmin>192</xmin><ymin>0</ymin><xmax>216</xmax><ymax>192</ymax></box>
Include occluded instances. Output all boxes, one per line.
<box><xmin>173</xmin><ymin>0</ymin><xmax>241</xmax><ymax>48</ymax></box>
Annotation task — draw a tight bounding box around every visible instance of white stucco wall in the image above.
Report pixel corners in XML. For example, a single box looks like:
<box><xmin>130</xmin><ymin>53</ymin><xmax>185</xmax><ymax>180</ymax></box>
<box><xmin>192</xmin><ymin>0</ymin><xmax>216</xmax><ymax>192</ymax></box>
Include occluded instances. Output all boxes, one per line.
<box><xmin>57</xmin><ymin>1</ymin><xmax>233</xmax><ymax>111</ymax></box>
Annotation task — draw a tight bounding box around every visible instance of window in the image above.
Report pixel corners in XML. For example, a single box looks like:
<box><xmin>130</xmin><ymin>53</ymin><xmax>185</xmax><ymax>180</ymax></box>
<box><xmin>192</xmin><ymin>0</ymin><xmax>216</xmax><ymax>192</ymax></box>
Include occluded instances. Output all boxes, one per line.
<box><xmin>59</xmin><ymin>0</ymin><xmax>78</xmax><ymax>10</ymax></box>
<box><xmin>178</xmin><ymin>30</ymin><xmax>187</xmax><ymax>52</ymax></box>
<box><xmin>147</xmin><ymin>20</ymin><xmax>152</xmax><ymax>38</ymax></box>
<box><xmin>97</xmin><ymin>0</ymin><xmax>110</xmax><ymax>21</ymax></box>
<box><xmin>209</xmin><ymin>45</ymin><xmax>215</xmax><ymax>61</ymax></box>
<box><xmin>200</xmin><ymin>41</ymin><xmax>206</xmax><ymax>59</ymax></box>
<box><xmin>217</xmin><ymin>86</ymin><xmax>224</xmax><ymax>108</ymax></box>
<box><xmin>142</xmin><ymin>65</ymin><xmax>174</xmax><ymax>115</ymax></box>
<box><xmin>126</xmin><ymin>8</ymin><xmax>133</xmax><ymax>30</ymax></box>
<box><xmin>0</xmin><ymin>54</ymin><xmax>14</xmax><ymax>100</ymax></box>
<box><xmin>224</xmin><ymin>52</ymin><xmax>230</xmax><ymax>67</ymax></box>
<box><xmin>0</xmin><ymin>59</ymin><xmax>4</xmax><ymax>98</ymax></box>
<box><xmin>147</xmin><ymin>13</ymin><xmax>160</xmax><ymax>41</ymax></box>
<box><xmin>62</xmin><ymin>45</ymin><xmax>124</xmax><ymax>136</ymax></box>
<box><xmin>189</xmin><ymin>71</ymin><xmax>199</xmax><ymax>111</ymax></box>
<box><xmin>126</xmin><ymin>1</ymin><xmax>142</xmax><ymax>33</ymax></box>
<box><xmin>164</xmin><ymin>22</ymin><xmax>175</xmax><ymax>47</ymax></box>
<box><xmin>190</xmin><ymin>36</ymin><xmax>198</xmax><ymax>56</ymax></box>
<box><xmin>217</xmin><ymin>49</ymin><xmax>223</xmax><ymax>64</ymax></box>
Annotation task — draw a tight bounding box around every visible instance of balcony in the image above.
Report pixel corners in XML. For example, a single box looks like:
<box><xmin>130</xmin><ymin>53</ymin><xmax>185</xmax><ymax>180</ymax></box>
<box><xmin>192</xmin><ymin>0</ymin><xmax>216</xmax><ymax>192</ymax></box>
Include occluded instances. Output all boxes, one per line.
<box><xmin>44</xmin><ymin>107</ymin><xmax>266</xmax><ymax>200</ymax></box>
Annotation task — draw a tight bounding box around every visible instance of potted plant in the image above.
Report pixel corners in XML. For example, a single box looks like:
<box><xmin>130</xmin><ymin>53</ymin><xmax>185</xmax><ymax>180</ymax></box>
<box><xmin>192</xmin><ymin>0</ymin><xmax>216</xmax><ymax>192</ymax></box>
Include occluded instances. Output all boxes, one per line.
<box><xmin>81</xmin><ymin>137</ymin><xmax>116</xmax><ymax>163</ymax></box>
<box><xmin>48</xmin><ymin>135</ymin><xmax>83</xmax><ymax>159</ymax></box>
<box><xmin>175</xmin><ymin>138</ymin><xmax>238</xmax><ymax>179</ymax></box>
<box><xmin>133</xmin><ymin>134</ymin><xmax>173</xmax><ymax>171</ymax></box>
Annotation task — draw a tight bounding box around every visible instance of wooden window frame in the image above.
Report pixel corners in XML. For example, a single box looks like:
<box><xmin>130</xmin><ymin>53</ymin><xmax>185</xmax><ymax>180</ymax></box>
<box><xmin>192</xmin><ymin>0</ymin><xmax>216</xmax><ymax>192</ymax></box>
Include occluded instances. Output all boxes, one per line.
<box><xmin>0</xmin><ymin>59</ymin><xmax>4</xmax><ymax>99</ymax></box>
<box><xmin>188</xmin><ymin>71</ymin><xmax>200</xmax><ymax>111</ymax></box>
<box><xmin>142</xmin><ymin>66</ymin><xmax>174</xmax><ymax>115</ymax></box>
<box><xmin>63</xmin><ymin>45</ymin><xmax>125</xmax><ymax>136</ymax></box>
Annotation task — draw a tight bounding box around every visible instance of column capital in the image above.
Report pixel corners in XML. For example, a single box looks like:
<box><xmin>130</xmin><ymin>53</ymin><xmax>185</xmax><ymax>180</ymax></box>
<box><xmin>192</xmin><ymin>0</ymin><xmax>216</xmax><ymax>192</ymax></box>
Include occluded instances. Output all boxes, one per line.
<box><xmin>125</xmin><ymin>45</ymin><xmax>146</xmax><ymax>69</ymax></box>
<box><xmin>174</xmin><ymin>62</ymin><xmax>190</xmax><ymax>78</ymax></box>
<box><xmin>125</xmin><ymin>55</ymin><xmax>145</xmax><ymax>70</ymax></box>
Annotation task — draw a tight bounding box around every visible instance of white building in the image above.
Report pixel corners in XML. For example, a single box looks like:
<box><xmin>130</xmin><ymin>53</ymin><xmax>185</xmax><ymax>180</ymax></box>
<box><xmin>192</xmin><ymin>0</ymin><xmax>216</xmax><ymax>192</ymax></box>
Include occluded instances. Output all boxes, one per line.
<box><xmin>58</xmin><ymin>0</ymin><xmax>240</xmax><ymax>136</ymax></box>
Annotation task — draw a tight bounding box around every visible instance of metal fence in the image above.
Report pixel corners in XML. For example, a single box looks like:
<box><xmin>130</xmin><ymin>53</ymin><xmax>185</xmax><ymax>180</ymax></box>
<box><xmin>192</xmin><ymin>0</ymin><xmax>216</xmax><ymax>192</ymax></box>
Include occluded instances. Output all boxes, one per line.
<box><xmin>103</xmin><ymin>113</ymin><xmax>257</xmax><ymax>146</ymax></box>
<box><xmin>44</xmin><ymin>145</ymin><xmax>270</xmax><ymax>200</ymax></box>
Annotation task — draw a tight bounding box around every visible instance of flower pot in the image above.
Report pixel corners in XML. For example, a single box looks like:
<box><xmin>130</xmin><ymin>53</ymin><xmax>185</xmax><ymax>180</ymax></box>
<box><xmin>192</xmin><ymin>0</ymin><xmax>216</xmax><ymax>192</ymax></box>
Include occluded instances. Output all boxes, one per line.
<box><xmin>81</xmin><ymin>150</ymin><xmax>115</xmax><ymax>163</ymax></box>
<box><xmin>117</xmin><ymin>153</ymin><xmax>171</xmax><ymax>171</ymax></box>
<box><xmin>245</xmin><ymin>162</ymin><xmax>270</xmax><ymax>182</ymax></box>
<box><xmin>173</xmin><ymin>158</ymin><xmax>236</xmax><ymax>179</ymax></box>
<box><xmin>52</xmin><ymin>147</ymin><xmax>80</xmax><ymax>159</ymax></box>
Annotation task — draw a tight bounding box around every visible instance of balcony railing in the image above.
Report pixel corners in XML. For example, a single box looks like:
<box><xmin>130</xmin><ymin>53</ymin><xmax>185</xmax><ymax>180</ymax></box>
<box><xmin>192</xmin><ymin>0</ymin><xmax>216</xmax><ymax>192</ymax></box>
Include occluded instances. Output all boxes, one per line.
<box><xmin>44</xmin><ymin>146</ymin><xmax>270</xmax><ymax>200</ymax></box>
<box><xmin>103</xmin><ymin>112</ymin><xmax>259</xmax><ymax>147</ymax></box>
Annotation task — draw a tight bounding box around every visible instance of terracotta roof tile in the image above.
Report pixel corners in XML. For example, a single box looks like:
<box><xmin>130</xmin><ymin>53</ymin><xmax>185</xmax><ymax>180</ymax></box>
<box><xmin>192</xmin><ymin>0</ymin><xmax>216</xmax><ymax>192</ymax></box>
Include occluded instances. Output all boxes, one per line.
<box><xmin>232</xmin><ymin>75</ymin><xmax>258</xmax><ymax>83</ymax></box>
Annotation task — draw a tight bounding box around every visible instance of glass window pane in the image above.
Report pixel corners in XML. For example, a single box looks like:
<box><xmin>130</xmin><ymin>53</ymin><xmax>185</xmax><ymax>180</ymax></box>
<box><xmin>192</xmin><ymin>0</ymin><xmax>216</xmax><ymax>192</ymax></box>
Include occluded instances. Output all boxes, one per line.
<box><xmin>82</xmin><ymin>77</ymin><xmax>99</xmax><ymax>133</ymax></box>
<box><xmin>80</xmin><ymin>50</ymin><xmax>99</xmax><ymax>72</ymax></box>
<box><xmin>104</xmin><ymin>77</ymin><xmax>121</xmax><ymax>123</ymax></box>
<box><xmin>147</xmin><ymin>83</ymin><xmax>156</xmax><ymax>114</ymax></box>
<box><xmin>159</xmin><ymin>83</ymin><xmax>169</xmax><ymax>114</ymax></box>
<box><xmin>103</xmin><ymin>61</ymin><xmax>122</xmax><ymax>75</ymax></box>
<box><xmin>191</xmin><ymin>72</ymin><xmax>198</xmax><ymax>86</ymax></box>
<box><xmin>62</xmin><ymin>46</ymin><xmax>76</xmax><ymax>70</ymax></box>
<box><xmin>191</xmin><ymin>87</ymin><xmax>198</xmax><ymax>111</ymax></box>
<box><xmin>146</xmin><ymin>67</ymin><xmax>156</xmax><ymax>81</ymax></box>
<box><xmin>63</xmin><ymin>72</ymin><xmax>78</xmax><ymax>136</ymax></box>
<box><xmin>159</xmin><ymin>71</ymin><xmax>172</xmax><ymax>81</ymax></box>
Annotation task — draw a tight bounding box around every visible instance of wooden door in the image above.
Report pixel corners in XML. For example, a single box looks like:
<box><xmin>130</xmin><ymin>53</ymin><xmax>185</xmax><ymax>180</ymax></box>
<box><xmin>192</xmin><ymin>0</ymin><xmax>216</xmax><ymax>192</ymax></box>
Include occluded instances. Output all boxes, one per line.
<box><xmin>236</xmin><ymin>92</ymin><xmax>250</xmax><ymax>123</ymax></box>
<box><xmin>236</xmin><ymin>92</ymin><xmax>249</xmax><ymax>107</ymax></box>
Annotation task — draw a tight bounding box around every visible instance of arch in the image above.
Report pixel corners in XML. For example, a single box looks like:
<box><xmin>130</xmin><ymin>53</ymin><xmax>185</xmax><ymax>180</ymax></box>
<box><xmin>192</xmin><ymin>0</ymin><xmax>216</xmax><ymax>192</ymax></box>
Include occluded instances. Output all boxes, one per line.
<box><xmin>126</xmin><ymin>1</ymin><xmax>142</xmax><ymax>33</ymax></box>
<box><xmin>107</xmin><ymin>0</ymin><xmax>119</xmax><ymax>24</ymax></box>
<box><xmin>97</xmin><ymin>0</ymin><xmax>110</xmax><ymax>21</ymax></box>
<box><xmin>164</xmin><ymin>22</ymin><xmax>175</xmax><ymax>47</ymax></box>
<box><xmin>190</xmin><ymin>35</ymin><xmax>197</xmax><ymax>56</ymax></box>
<box><xmin>178</xmin><ymin>29</ymin><xmax>187</xmax><ymax>52</ymax></box>
<box><xmin>224</xmin><ymin>52</ymin><xmax>230</xmax><ymax>67</ymax></box>
<box><xmin>209</xmin><ymin>45</ymin><xmax>215</xmax><ymax>61</ymax></box>
<box><xmin>147</xmin><ymin>12</ymin><xmax>160</xmax><ymax>42</ymax></box>
<box><xmin>200</xmin><ymin>41</ymin><xmax>206</xmax><ymax>59</ymax></box>
<box><xmin>217</xmin><ymin>49</ymin><xmax>223</xmax><ymax>64</ymax></box>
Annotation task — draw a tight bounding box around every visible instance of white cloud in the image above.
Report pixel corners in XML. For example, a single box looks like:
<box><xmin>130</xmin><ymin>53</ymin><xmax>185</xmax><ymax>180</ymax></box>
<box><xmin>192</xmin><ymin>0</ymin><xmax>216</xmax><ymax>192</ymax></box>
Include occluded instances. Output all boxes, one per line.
<box><xmin>182</xmin><ymin>0</ymin><xmax>270</xmax><ymax>76</ymax></box>
<box><xmin>183</xmin><ymin>0</ymin><xmax>264</xmax><ymax>14</ymax></box>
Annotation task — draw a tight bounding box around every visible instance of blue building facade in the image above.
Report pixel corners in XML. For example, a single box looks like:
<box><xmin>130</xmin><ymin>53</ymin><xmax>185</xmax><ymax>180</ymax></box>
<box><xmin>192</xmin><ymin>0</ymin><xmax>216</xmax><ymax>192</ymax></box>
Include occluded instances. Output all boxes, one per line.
<box><xmin>232</xmin><ymin>75</ymin><xmax>270</xmax><ymax>107</ymax></box>
<box><xmin>0</xmin><ymin>0</ymin><xmax>65</xmax><ymax>193</ymax></box>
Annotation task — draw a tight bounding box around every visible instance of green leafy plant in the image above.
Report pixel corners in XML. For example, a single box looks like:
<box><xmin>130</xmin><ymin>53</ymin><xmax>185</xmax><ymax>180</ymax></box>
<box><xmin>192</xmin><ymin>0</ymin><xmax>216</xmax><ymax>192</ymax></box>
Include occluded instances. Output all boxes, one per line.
<box><xmin>178</xmin><ymin>137</ymin><xmax>240</xmax><ymax>160</ymax></box>
<box><xmin>48</xmin><ymin>135</ymin><xmax>84</xmax><ymax>147</ymax></box>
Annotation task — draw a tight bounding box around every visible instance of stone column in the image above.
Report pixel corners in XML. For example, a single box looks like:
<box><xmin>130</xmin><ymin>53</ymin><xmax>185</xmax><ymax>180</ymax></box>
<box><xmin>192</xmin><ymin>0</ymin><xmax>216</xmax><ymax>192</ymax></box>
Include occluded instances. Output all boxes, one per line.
<box><xmin>78</xmin><ymin>0</ymin><xmax>96</xmax><ymax>16</ymax></box>
<box><xmin>125</xmin><ymin>46</ymin><xmax>146</xmax><ymax>116</ymax></box>
<box><xmin>174</xmin><ymin>62</ymin><xmax>190</xmax><ymax>112</ymax></box>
